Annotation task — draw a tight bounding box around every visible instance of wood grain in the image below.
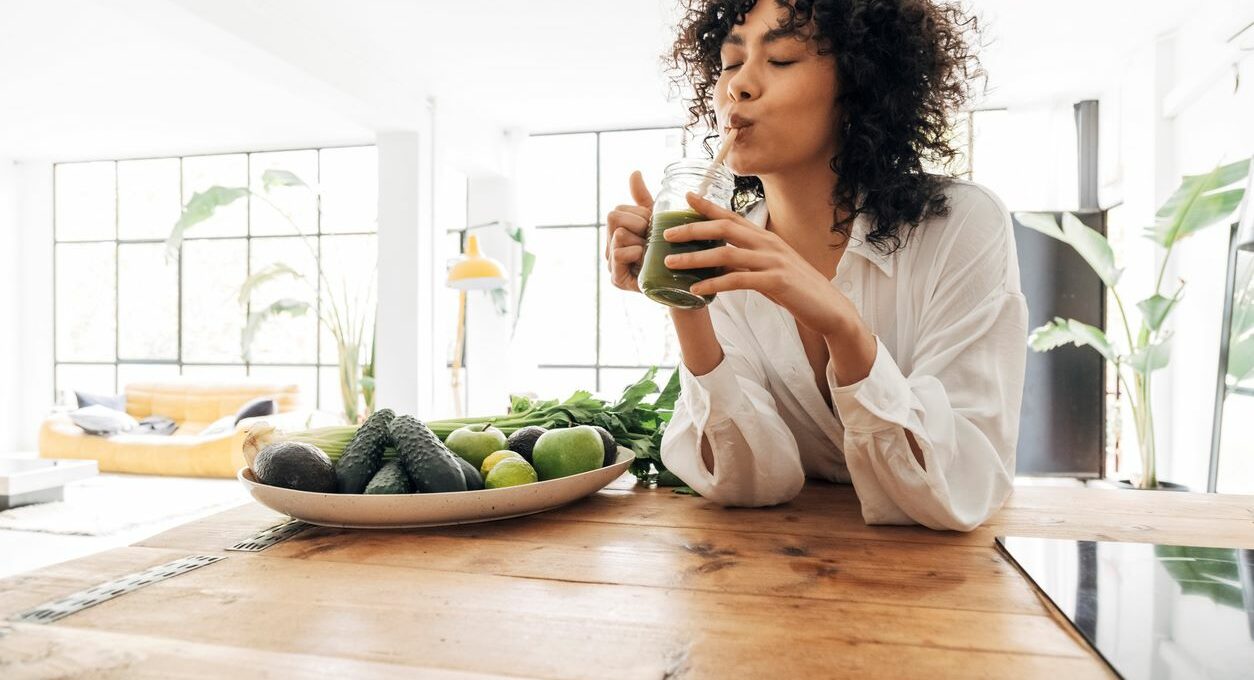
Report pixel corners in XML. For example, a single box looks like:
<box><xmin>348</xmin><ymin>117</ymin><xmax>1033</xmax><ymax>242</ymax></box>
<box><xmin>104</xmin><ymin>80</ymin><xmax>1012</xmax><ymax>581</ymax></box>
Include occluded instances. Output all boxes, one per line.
<box><xmin>6</xmin><ymin>477</ymin><xmax>1248</xmax><ymax>678</ymax></box>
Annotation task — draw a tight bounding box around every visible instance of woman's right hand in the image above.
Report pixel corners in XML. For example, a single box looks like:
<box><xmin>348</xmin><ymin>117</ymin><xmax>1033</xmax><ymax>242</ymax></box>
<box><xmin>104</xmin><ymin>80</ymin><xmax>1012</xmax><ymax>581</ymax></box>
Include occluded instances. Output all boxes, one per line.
<box><xmin>604</xmin><ymin>171</ymin><xmax>654</xmax><ymax>293</ymax></box>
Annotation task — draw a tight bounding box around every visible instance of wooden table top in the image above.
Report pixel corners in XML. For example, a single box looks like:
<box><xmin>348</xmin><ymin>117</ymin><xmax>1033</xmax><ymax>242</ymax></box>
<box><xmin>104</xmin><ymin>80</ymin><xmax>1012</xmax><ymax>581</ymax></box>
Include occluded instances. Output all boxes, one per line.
<box><xmin>1</xmin><ymin>475</ymin><xmax>1252</xmax><ymax>679</ymax></box>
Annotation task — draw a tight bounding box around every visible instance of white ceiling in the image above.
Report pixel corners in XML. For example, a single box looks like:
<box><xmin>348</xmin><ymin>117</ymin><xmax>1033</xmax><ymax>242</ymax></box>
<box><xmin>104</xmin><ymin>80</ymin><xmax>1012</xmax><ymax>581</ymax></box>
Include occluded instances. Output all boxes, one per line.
<box><xmin>0</xmin><ymin>0</ymin><xmax>1246</xmax><ymax>161</ymax></box>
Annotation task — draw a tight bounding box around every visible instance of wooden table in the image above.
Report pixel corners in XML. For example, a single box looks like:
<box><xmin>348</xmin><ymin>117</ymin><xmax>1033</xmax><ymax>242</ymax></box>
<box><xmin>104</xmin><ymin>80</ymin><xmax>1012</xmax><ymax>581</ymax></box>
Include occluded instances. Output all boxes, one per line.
<box><xmin>1</xmin><ymin>476</ymin><xmax>1252</xmax><ymax>679</ymax></box>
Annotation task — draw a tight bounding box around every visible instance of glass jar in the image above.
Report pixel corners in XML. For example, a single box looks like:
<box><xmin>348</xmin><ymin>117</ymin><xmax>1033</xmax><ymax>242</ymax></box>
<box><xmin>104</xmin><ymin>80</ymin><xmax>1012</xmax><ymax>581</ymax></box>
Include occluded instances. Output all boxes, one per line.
<box><xmin>637</xmin><ymin>159</ymin><xmax>736</xmax><ymax>309</ymax></box>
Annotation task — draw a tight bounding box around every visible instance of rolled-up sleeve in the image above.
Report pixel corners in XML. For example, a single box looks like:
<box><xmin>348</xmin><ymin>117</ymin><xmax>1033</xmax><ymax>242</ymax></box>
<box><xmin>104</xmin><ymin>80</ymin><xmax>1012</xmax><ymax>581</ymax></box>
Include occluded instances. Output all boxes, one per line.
<box><xmin>661</xmin><ymin>301</ymin><xmax>806</xmax><ymax>507</ymax></box>
<box><xmin>830</xmin><ymin>191</ymin><xmax>1028</xmax><ymax>531</ymax></box>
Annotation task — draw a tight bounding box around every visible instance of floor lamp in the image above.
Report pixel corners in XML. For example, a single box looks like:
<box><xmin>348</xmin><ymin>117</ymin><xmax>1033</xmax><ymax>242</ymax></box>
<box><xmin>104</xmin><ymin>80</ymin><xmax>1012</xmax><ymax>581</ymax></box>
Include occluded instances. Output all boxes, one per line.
<box><xmin>446</xmin><ymin>232</ymin><xmax>507</xmax><ymax>418</ymax></box>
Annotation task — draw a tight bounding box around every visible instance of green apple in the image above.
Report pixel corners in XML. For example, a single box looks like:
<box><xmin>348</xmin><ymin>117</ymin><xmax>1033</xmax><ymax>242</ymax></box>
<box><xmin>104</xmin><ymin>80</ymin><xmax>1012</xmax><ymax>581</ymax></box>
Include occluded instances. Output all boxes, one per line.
<box><xmin>532</xmin><ymin>425</ymin><xmax>605</xmax><ymax>481</ymax></box>
<box><xmin>444</xmin><ymin>424</ymin><xmax>508</xmax><ymax>469</ymax></box>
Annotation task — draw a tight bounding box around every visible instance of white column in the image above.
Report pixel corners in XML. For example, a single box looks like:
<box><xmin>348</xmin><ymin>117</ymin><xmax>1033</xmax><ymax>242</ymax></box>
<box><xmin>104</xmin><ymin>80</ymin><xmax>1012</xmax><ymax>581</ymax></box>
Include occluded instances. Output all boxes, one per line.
<box><xmin>375</xmin><ymin>121</ymin><xmax>436</xmax><ymax>417</ymax></box>
<box><xmin>0</xmin><ymin>160</ymin><xmax>17</xmax><ymax>452</ymax></box>
<box><xmin>12</xmin><ymin>161</ymin><xmax>55</xmax><ymax>452</ymax></box>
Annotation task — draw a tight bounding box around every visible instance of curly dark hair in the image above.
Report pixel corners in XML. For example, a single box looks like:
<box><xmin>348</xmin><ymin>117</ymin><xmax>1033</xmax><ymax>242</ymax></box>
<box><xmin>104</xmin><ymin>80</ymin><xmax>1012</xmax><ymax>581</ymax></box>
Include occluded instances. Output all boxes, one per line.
<box><xmin>669</xmin><ymin>0</ymin><xmax>984</xmax><ymax>253</ymax></box>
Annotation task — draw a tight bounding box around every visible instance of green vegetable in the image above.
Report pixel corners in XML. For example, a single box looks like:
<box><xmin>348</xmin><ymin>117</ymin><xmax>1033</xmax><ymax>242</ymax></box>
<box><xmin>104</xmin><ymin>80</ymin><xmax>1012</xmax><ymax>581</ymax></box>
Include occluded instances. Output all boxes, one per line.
<box><xmin>391</xmin><ymin>415</ymin><xmax>468</xmax><ymax>493</ymax></box>
<box><xmin>364</xmin><ymin>460</ymin><xmax>414</xmax><ymax>494</ymax></box>
<box><xmin>256</xmin><ymin>367</ymin><xmax>682</xmax><ymax>486</ymax></box>
<box><xmin>334</xmin><ymin>408</ymin><xmax>394</xmax><ymax>493</ymax></box>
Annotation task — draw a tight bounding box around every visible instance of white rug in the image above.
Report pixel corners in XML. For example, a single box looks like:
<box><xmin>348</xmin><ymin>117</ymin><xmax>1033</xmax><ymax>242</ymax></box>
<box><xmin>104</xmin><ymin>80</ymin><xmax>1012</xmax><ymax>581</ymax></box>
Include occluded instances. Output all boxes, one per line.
<box><xmin>0</xmin><ymin>474</ymin><xmax>250</xmax><ymax>536</ymax></box>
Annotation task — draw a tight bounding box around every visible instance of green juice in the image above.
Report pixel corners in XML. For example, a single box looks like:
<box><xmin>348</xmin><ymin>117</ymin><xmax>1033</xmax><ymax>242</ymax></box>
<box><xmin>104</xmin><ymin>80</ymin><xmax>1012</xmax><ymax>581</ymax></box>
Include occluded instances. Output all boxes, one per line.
<box><xmin>638</xmin><ymin>209</ymin><xmax>724</xmax><ymax>309</ymax></box>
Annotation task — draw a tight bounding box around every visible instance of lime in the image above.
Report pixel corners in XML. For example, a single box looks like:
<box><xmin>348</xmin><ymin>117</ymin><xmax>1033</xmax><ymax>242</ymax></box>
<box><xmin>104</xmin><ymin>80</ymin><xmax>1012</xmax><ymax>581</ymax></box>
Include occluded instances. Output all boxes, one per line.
<box><xmin>485</xmin><ymin>458</ymin><xmax>538</xmax><ymax>489</ymax></box>
<box><xmin>480</xmin><ymin>450</ymin><xmax>524</xmax><ymax>478</ymax></box>
<box><xmin>531</xmin><ymin>426</ymin><xmax>605</xmax><ymax>481</ymax></box>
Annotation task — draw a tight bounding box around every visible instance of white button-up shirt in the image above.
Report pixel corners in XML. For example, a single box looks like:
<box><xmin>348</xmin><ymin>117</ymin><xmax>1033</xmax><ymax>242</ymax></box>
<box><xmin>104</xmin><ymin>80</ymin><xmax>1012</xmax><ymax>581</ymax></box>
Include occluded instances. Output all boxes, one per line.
<box><xmin>660</xmin><ymin>180</ymin><xmax>1029</xmax><ymax>531</ymax></box>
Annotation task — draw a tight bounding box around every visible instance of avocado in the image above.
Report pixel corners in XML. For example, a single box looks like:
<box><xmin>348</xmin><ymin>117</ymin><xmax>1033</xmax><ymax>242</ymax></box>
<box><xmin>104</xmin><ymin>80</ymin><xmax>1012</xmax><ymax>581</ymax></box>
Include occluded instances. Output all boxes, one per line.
<box><xmin>364</xmin><ymin>460</ymin><xmax>414</xmax><ymax>494</ymax></box>
<box><xmin>334</xmin><ymin>408</ymin><xmax>395</xmax><ymax>494</ymax></box>
<box><xmin>254</xmin><ymin>441</ymin><xmax>336</xmax><ymax>493</ymax></box>
<box><xmin>390</xmin><ymin>415</ymin><xmax>468</xmax><ymax>493</ymax></box>
<box><xmin>591</xmin><ymin>425</ymin><xmax>619</xmax><ymax>467</ymax></box>
<box><xmin>506</xmin><ymin>426</ymin><xmax>547</xmax><ymax>463</ymax></box>
<box><xmin>455</xmin><ymin>456</ymin><xmax>485</xmax><ymax>491</ymax></box>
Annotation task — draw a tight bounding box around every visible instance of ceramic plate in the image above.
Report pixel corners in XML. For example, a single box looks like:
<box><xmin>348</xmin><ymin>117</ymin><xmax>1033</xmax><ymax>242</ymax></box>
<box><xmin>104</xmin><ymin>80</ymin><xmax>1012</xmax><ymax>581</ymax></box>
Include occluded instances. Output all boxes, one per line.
<box><xmin>237</xmin><ymin>448</ymin><xmax>634</xmax><ymax>529</ymax></box>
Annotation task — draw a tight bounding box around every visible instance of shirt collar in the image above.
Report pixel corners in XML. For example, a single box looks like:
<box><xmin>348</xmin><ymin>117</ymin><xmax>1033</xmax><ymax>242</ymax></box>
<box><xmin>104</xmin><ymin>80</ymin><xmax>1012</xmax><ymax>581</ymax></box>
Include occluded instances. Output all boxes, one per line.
<box><xmin>743</xmin><ymin>200</ymin><xmax>895</xmax><ymax>277</ymax></box>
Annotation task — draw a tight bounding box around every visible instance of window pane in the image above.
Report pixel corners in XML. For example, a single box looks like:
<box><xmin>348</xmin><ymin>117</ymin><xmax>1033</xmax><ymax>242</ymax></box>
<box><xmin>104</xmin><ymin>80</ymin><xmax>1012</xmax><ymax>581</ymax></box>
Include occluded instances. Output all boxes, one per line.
<box><xmin>55</xmin><ymin>161</ymin><xmax>115</xmax><ymax>241</ymax></box>
<box><xmin>249</xmin><ymin>150</ymin><xmax>318</xmax><ymax>236</ymax></box>
<box><xmin>519</xmin><ymin>134</ymin><xmax>597</xmax><ymax>226</ymax></box>
<box><xmin>598</xmin><ymin>367</ymin><xmax>675</xmax><ymax>403</ymax></box>
<box><xmin>599</xmin><ymin>129</ymin><xmax>683</xmax><ymax>213</ymax></box>
<box><xmin>117</xmin><ymin>243</ymin><xmax>177</xmax><ymax>360</ymax></box>
<box><xmin>56</xmin><ymin>364</ymin><xmax>116</xmax><ymax>403</ymax></box>
<box><xmin>514</xmin><ymin>227</ymin><xmax>597</xmax><ymax>365</ymax></box>
<box><xmin>319</xmin><ymin>365</ymin><xmax>343</xmax><ymax>413</ymax></box>
<box><xmin>182</xmin><ymin>239</ymin><xmax>247</xmax><ymax>363</ymax></box>
<box><xmin>248</xmin><ymin>365</ymin><xmax>316</xmax><ymax>409</ymax></box>
<box><xmin>181</xmin><ymin>364</ymin><xmax>247</xmax><ymax>379</ymax></box>
<box><xmin>319</xmin><ymin>234</ymin><xmax>377</xmax><ymax>364</ymax></box>
<box><xmin>247</xmin><ymin>236</ymin><xmax>318</xmax><ymax>364</ymax></box>
<box><xmin>117</xmin><ymin>158</ymin><xmax>180</xmax><ymax>240</ymax></box>
<box><xmin>182</xmin><ymin>154</ymin><xmax>248</xmax><ymax>238</ymax></box>
<box><xmin>55</xmin><ymin>242</ymin><xmax>115</xmax><ymax>361</ymax></box>
<box><xmin>1216</xmin><ymin>392</ymin><xmax>1254</xmax><ymax>494</ymax></box>
<box><xmin>599</xmin><ymin>257</ymin><xmax>679</xmax><ymax>367</ymax></box>
<box><xmin>319</xmin><ymin>146</ymin><xmax>377</xmax><ymax>234</ymax></box>
<box><xmin>527</xmin><ymin>368</ymin><xmax>598</xmax><ymax>402</ymax></box>
<box><xmin>117</xmin><ymin>363</ymin><xmax>180</xmax><ymax>389</ymax></box>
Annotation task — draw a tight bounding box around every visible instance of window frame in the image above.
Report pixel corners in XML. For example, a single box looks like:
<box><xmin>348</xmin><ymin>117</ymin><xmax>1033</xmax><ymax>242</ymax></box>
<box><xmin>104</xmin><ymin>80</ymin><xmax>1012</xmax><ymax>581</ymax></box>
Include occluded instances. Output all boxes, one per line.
<box><xmin>51</xmin><ymin>143</ymin><xmax>377</xmax><ymax>408</ymax></box>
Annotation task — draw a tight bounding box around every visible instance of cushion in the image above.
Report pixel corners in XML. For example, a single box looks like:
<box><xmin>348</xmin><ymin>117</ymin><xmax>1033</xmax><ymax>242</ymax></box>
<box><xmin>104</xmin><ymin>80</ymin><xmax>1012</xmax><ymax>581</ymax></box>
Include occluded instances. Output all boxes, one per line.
<box><xmin>69</xmin><ymin>405</ymin><xmax>140</xmax><ymax>436</ymax></box>
<box><xmin>234</xmin><ymin>397</ymin><xmax>276</xmax><ymax>425</ymax></box>
<box><xmin>200</xmin><ymin>414</ymin><xmax>239</xmax><ymax>437</ymax></box>
<box><xmin>134</xmin><ymin>415</ymin><xmax>178</xmax><ymax>436</ymax></box>
<box><xmin>75</xmin><ymin>391</ymin><xmax>126</xmax><ymax>411</ymax></box>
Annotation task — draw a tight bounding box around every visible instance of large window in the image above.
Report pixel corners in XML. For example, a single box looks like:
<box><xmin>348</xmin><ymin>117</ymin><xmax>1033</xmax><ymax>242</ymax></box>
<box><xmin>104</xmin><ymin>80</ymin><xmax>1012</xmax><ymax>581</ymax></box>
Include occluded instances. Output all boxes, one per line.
<box><xmin>515</xmin><ymin>127</ymin><xmax>711</xmax><ymax>399</ymax></box>
<box><xmin>515</xmin><ymin>117</ymin><xmax>1010</xmax><ymax>399</ymax></box>
<box><xmin>52</xmin><ymin>145</ymin><xmax>377</xmax><ymax>410</ymax></box>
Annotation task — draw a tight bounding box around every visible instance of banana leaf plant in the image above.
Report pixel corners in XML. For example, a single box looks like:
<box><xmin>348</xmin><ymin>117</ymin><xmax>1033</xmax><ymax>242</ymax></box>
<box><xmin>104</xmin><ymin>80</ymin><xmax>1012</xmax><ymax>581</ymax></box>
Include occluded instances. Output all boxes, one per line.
<box><xmin>165</xmin><ymin>169</ymin><xmax>377</xmax><ymax>424</ymax></box>
<box><xmin>1017</xmin><ymin>158</ymin><xmax>1249</xmax><ymax>489</ymax></box>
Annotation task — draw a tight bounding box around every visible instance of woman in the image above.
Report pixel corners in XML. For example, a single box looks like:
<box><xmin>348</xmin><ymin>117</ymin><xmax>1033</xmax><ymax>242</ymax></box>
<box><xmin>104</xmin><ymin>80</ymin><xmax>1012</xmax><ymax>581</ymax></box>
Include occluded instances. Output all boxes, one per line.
<box><xmin>604</xmin><ymin>0</ymin><xmax>1027</xmax><ymax>531</ymax></box>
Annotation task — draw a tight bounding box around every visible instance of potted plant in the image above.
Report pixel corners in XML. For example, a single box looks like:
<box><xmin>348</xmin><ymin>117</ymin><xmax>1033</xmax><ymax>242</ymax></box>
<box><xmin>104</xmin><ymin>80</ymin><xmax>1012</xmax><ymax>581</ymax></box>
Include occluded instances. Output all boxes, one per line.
<box><xmin>1017</xmin><ymin>158</ymin><xmax>1249</xmax><ymax>490</ymax></box>
<box><xmin>166</xmin><ymin>169</ymin><xmax>376</xmax><ymax>424</ymax></box>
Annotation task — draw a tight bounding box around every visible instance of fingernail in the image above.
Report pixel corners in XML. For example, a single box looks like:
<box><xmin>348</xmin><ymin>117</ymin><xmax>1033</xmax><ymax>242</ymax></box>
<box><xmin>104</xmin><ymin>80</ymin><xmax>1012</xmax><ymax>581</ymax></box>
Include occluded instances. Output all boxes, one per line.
<box><xmin>664</xmin><ymin>255</ymin><xmax>678</xmax><ymax>266</ymax></box>
<box><xmin>663</xmin><ymin>228</ymin><xmax>677</xmax><ymax>241</ymax></box>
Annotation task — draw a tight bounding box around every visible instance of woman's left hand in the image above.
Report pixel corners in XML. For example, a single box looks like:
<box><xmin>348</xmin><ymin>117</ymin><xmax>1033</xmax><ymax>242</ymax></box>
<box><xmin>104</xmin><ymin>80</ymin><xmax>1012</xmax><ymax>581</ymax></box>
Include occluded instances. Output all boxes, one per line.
<box><xmin>663</xmin><ymin>192</ymin><xmax>856</xmax><ymax>337</ymax></box>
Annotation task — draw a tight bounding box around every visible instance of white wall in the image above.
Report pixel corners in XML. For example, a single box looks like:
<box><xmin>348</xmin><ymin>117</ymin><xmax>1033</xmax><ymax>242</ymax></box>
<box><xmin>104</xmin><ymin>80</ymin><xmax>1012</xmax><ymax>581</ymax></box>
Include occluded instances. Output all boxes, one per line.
<box><xmin>0</xmin><ymin>160</ymin><xmax>18</xmax><ymax>451</ymax></box>
<box><xmin>7</xmin><ymin>161</ymin><xmax>54</xmax><ymax>452</ymax></box>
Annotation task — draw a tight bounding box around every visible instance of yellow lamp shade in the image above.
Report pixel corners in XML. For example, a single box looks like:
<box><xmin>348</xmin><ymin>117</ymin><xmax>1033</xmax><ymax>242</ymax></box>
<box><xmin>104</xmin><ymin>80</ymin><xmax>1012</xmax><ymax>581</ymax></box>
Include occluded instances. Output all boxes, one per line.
<box><xmin>447</xmin><ymin>234</ymin><xmax>508</xmax><ymax>290</ymax></box>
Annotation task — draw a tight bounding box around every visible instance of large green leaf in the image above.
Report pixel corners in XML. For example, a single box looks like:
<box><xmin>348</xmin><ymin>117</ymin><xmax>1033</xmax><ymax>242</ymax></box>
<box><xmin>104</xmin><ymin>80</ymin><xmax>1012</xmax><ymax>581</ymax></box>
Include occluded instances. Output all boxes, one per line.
<box><xmin>654</xmin><ymin>369</ymin><xmax>682</xmax><ymax>412</ymax></box>
<box><xmin>613</xmin><ymin>367</ymin><xmax>661</xmax><ymax>412</ymax></box>
<box><xmin>261</xmin><ymin>169</ymin><xmax>309</xmax><ymax>192</ymax></box>
<box><xmin>241</xmin><ymin>298</ymin><xmax>312</xmax><ymax>362</ymax></box>
<box><xmin>1016</xmin><ymin>212</ymin><xmax>1121</xmax><ymax>287</ymax></box>
<box><xmin>237</xmin><ymin>262</ymin><xmax>306</xmax><ymax>306</ymax></box>
<box><xmin>1015</xmin><ymin>212</ymin><xmax>1065</xmax><ymax>241</ymax></box>
<box><xmin>1148</xmin><ymin>159</ymin><xmax>1249</xmax><ymax>248</ymax></box>
<box><xmin>1062</xmin><ymin>213</ymin><xmax>1122</xmax><ymax>287</ymax></box>
<box><xmin>165</xmin><ymin>186</ymin><xmax>248</xmax><ymax>260</ymax></box>
<box><xmin>1028</xmin><ymin>317</ymin><xmax>1117</xmax><ymax>364</ymax></box>
<box><xmin>1126</xmin><ymin>336</ymin><xmax>1172</xmax><ymax>374</ymax></box>
<box><xmin>1136</xmin><ymin>294</ymin><xmax>1174</xmax><ymax>333</ymax></box>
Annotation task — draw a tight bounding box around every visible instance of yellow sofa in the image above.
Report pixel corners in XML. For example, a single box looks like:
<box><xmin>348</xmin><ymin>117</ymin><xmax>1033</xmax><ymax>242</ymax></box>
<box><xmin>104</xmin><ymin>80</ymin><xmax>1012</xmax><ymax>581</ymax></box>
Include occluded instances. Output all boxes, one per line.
<box><xmin>39</xmin><ymin>380</ymin><xmax>303</xmax><ymax>478</ymax></box>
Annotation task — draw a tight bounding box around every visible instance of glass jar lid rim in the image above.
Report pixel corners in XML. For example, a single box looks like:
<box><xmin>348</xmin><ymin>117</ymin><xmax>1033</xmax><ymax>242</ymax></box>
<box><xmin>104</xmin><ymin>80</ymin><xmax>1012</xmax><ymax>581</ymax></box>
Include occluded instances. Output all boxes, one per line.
<box><xmin>662</xmin><ymin>159</ymin><xmax>735</xmax><ymax>183</ymax></box>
